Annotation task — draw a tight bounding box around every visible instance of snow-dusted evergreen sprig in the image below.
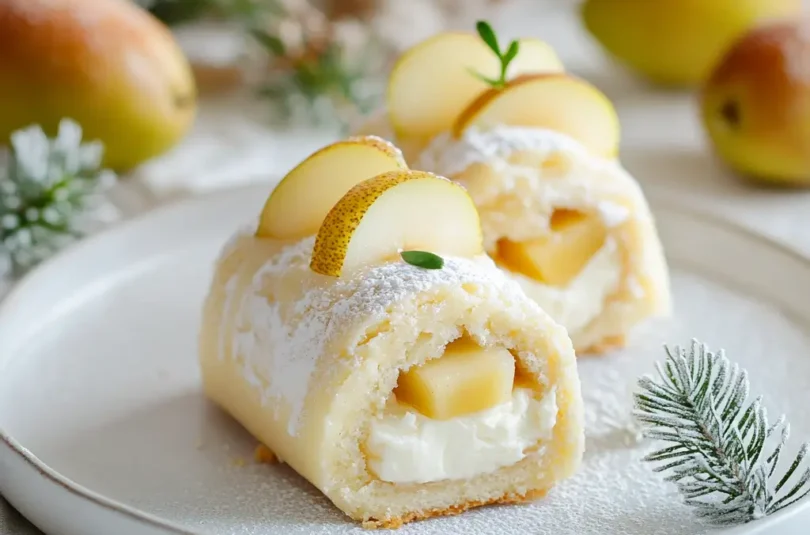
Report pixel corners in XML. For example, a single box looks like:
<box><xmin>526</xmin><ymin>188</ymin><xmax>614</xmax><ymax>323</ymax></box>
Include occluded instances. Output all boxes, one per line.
<box><xmin>634</xmin><ymin>339</ymin><xmax>810</xmax><ymax>526</ymax></box>
<box><xmin>0</xmin><ymin>119</ymin><xmax>117</xmax><ymax>279</ymax></box>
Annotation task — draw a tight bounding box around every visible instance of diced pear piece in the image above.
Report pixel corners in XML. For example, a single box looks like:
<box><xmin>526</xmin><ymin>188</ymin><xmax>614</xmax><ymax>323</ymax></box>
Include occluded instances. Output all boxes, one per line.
<box><xmin>387</xmin><ymin>32</ymin><xmax>564</xmax><ymax>153</ymax></box>
<box><xmin>452</xmin><ymin>73</ymin><xmax>620</xmax><ymax>159</ymax></box>
<box><xmin>309</xmin><ymin>170</ymin><xmax>483</xmax><ymax>277</ymax></box>
<box><xmin>256</xmin><ymin>136</ymin><xmax>407</xmax><ymax>239</ymax></box>
<box><xmin>497</xmin><ymin>209</ymin><xmax>607</xmax><ymax>286</ymax></box>
<box><xmin>394</xmin><ymin>338</ymin><xmax>516</xmax><ymax>420</ymax></box>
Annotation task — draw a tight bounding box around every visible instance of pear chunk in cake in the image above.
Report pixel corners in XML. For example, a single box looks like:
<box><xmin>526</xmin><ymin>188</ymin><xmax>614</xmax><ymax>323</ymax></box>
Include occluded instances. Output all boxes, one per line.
<box><xmin>497</xmin><ymin>209</ymin><xmax>609</xmax><ymax>286</ymax></box>
<box><xmin>394</xmin><ymin>337</ymin><xmax>516</xmax><ymax>420</ymax></box>
<box><xmin>199</xmin><ymin>153</ymin><xmax>584</xmax><ymax>527</ymax></box>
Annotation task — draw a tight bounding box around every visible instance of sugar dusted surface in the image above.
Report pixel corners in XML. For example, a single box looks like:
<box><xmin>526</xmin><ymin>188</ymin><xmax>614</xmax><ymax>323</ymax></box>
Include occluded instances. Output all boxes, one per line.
<box><xmin>417</xmin><ymin>126</ymin><xmax>593</xmax><ymax>178</ymax></box>
<box><xmin>59</xmin><ymin>268</ymin><xmax>808</xmax><ymax>535</ymax></box>
<box><xmin>6</xmin><ymin>188</ymin><xmax>810</xmax><ymax>534</ymax></box>
<box><xmin>227</xmin><ymin>235</ymin><xmax>316</xmax><ymax>435</ymax></box>
<box><xmin>222</xmin><ymin>231</ymin><xmax>533</xmax><ymax>435</ymax></box>
<box><xmin>416</xmin><ymin>126</ymin><xmax>636</xmax><ymax>236</ymax></box>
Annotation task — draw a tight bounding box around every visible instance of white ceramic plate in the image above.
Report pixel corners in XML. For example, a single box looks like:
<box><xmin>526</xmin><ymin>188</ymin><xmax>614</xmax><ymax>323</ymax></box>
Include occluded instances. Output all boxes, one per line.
<box><xmin>1</xmin><ymin>184</ymin><xmax>809</xmax><ymax>535</ymax></box>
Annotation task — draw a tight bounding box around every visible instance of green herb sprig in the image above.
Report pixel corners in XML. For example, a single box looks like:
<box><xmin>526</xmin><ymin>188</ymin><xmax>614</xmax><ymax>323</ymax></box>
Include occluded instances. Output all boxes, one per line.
<box><xmin>634</xmin><ymin>340</ymin><xmax>810</xmax><ymax>526</ymax></box>
<box><xmin>470</xmin><ymin>21</ymin><xmax>520</xmax><ymax>89</ymax></box>
<box><xmin>401</xmin><ymin>250</ymin><xmax>444</xmax><ymax>270</ymax></box>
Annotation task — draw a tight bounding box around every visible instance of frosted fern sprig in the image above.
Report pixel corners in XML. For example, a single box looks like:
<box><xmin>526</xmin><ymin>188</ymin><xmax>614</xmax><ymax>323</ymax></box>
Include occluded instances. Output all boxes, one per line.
<box><xmin>0</xmin><ymin>119</ymin><xmax>117</xmax><ymax>279</ymax></box>
<box><xmin>634</xmin><ymin>339</ymin><xmax>810</xmax><ymax>526</ymax></box>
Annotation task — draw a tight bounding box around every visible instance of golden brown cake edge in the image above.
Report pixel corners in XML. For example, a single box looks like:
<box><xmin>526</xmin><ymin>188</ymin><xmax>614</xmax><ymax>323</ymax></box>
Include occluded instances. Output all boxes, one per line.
<box><xmin>360</xmin><ymin>487</ymin><xmax>549</xmax><ymax>530</ymax></box>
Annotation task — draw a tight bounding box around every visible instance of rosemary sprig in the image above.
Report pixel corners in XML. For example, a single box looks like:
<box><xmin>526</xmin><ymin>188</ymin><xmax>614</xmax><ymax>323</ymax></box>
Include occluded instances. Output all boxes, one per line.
<box><xmin>470</xmin><ymin>20</ymin><xmax>520</xmax><ymax>88</ymax></box>
<box><xmin>401</xmin><ymin>250</ymin><xmax>444</xmax><ymax>270</ymax></box>
<box><xmin>634</xmin><ymin>339</ymin><xmax>810</xmax><ymax>526</ymax></box>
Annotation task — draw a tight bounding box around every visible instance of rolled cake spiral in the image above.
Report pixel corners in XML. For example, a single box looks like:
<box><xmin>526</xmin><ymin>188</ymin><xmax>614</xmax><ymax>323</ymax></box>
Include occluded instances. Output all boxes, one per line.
<box><xmin>416</xmin><ymin>127</ymin><xmax>671</xmax><ymax>353</ymax></box>
<box><xmin>354</xmin><ymin>28</ymin><xmax>672</xmax><ymax>354</ymax></box>
<box><xmin>199</xmin><ymin>155</ymin><xmax>584</xmax><ymax>528</ymax></box>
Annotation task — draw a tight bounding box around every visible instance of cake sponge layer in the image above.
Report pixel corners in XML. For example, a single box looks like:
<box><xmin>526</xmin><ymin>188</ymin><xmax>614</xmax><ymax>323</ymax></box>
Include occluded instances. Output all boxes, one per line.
<box><xmin>199</xmin><ymin>231</ymin><xmax>584</xmax><ymax>526</ymax></box>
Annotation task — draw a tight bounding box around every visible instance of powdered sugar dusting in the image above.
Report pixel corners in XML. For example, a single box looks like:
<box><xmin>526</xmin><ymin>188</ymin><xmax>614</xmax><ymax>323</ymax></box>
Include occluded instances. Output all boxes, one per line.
<box><xmin>322</xmin><ymin>254</ymin><xmax>527</xmax><ymax>331</ymax></box>
<box><xmin>417</xmin><ymin>126</ymin><xmax>592</xmax><ymax>178</ymax></box>
<box><xmin>222</xmin><ymin>233</ymin><xmax>534</xmax><ymax>436</ymax></box>
<box><xmin>9</xmin><ymin>185</ymin><xmax>810</xmax><ymax>533</ymax></box>
<box><xmin>107</xmin><ymin>268</ymin><xmax>810</xmax><ymax>535</ymax></box>
<box><xmin>227</xmin><ymin>236</ymin><xmax>317</xmax><ymax>434</ymax></box>
<box><xmin>415</xmin><ymin>126</ymin><xmax>635</xmax><ymax>235</ymax></box>
<box><xmin>598</xmin><ymin>201</ymin><xmax>631</xmax><ymax>227</ymax></box>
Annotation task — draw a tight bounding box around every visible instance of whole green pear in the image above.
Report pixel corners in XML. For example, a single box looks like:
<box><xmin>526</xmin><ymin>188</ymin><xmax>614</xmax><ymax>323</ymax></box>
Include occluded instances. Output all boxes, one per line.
<box><xmin>701</xmin><ymin>19</ymin><xmax>810</xmax><ymax>185</ymax></box>
<box><xmin>581</xmin><ymin>0</ymin><xmax>802</xmax><ymax>87</ymax></box>
<box><xmin>0</xmin><ymin>0</ymin><xmax>197</xmax><ymax>171</ymax></box>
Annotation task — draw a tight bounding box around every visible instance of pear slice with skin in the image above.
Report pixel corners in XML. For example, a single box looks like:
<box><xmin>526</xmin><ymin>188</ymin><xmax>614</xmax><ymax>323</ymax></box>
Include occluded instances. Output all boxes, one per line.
<box><xmin>453</xmin><ymin>73</ymin><xmax>621</xmax><ymax>159</ymax></box>
<box><xmin>387</xmin><ymin>32</ymin><xmax>564</xmax><ymax>155</ymax></box>
<box><xmin>256</xmin><ymin>136</ymin><xmax>407</xmax><ymax>240</ymax></box>
<box><xmin>310</xmin><ymin>170</ymin><xmax>483</xmax><ymax>277</ymax></box>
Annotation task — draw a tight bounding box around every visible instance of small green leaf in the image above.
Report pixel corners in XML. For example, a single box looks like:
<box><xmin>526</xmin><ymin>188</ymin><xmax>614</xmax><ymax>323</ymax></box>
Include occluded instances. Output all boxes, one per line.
<box><xmin>401</xmin><ymin>250</ymin><xmax>444</xmax><ymax>270</ymax></box>
<box><xmin>475</xmin><ymin>21</ymin><xmax>501</xmax><ymax>56</ymax></box>
<box><xmin>500</xmin><ymin>40</ymin><xmax>520</xmax><ymax>84</ymax></box>
<box><xmin>503</xmin><ymin>40</ymin><xmax>520</xmax><ymax>66</ymax></box>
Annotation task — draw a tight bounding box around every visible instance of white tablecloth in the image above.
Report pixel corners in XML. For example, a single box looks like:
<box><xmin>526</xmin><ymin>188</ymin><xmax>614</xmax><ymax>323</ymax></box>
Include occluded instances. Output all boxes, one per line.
<box><xmin>3</xmin><ymin>1</ymin><xmax>810</xmax><ymax>533</ymax></box>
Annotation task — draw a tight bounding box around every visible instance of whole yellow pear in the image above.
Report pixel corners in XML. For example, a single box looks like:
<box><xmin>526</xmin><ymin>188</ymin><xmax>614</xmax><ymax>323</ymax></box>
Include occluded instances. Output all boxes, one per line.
<box><xmin>581</xmin><ymin>0</ymin><xmax>802</xmax><ymax>87</ymax></box>
<box><xmin>701</xmin><ymin>19</ymin><xmax>810</xmax><ymax>186</ymax></box>
<box><xmin>0</xmin><ymin>0</ymin><xmax>197</xmax><ymax>171</ymax></box>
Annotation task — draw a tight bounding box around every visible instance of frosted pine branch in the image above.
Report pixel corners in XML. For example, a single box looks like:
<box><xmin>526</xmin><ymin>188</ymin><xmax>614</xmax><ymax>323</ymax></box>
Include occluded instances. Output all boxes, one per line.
<box><xmin>634</xmin><ymin>339</ymin><xmax>810</xmax><ymax>526</ymax></box>
<box><xmin>0</xmin><ymin>119</ymin><xmax>117</xmax><ymax>278</ymax></box>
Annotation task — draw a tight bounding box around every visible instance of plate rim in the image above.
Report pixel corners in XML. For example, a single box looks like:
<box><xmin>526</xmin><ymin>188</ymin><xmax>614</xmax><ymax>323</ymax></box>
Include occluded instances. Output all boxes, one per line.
<box><xmin>1</xmin><ymin>183</ymin><xmax>809</xmax><ymax>535</ymax></box>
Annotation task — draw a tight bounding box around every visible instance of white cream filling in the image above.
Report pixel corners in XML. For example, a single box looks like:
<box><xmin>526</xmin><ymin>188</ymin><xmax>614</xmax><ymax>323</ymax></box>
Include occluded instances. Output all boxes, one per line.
<box><xmin>366</xmin><ymin>387</ymin><xmax>557</xmax><ymax>484</ymax></box>
<box><xmin>511</xmin><ymin>239</ymin><xmax>622</xmax><ymax>337</ymax></box>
